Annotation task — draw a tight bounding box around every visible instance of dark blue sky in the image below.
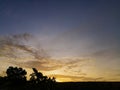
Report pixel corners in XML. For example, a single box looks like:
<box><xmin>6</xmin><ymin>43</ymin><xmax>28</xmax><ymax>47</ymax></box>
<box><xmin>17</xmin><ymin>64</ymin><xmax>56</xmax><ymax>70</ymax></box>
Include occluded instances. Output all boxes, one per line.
<box><xmin>0</xmin><ymin>0</ymin><xmax>120</xmax><ymax>35</ymax></box>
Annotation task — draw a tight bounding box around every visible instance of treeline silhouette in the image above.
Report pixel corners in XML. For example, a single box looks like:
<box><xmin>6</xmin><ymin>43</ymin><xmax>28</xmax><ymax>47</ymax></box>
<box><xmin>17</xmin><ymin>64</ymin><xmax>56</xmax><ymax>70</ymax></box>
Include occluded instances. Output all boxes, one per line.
<box><xmin>0</xmin><ymin>66</ymin><xmax>56</xmax><ymax>90</ymax></box>
<box><xmin>0</xmin><ymin>66</ymin><xmax>120</xmax><ymax>90</ymax></box>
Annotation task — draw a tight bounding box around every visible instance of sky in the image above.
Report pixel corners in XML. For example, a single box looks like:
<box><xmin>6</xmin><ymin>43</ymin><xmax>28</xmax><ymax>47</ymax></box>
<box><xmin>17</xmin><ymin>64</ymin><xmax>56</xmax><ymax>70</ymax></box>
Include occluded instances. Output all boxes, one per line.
<box><xmin>0</xmin><ymin>0</ymin><xmax>120</xmax><ymax>82</ymax></box>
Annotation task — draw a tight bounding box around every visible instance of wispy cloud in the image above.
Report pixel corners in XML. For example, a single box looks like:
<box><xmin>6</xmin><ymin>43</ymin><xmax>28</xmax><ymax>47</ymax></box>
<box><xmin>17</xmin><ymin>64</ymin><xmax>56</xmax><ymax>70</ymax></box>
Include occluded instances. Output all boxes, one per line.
<box><xmin>90</xmin><ymin>47</ymin><xmax>120</xmax><ymax>59</ymax></box>
<box><xmin>13</xmin><ymin>57</ymin><xmax>90</xmax><ymax>72</ymax></box>
<box><xmin>0</xmin><ymin>33</ymin><xmax>49</xmax><ymax>60</ymax></box>
<box><xmin>49</xmin><ymin>74</ymin><xmax>104</xmax><ymax>82</ymax></box>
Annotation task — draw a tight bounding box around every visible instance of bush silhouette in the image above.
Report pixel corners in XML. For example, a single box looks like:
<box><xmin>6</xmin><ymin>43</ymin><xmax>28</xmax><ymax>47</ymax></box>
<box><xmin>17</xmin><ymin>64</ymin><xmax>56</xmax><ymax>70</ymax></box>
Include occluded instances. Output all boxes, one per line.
<box><xmin>30</xmin><ymin>68</ymin><xmax>56</xmax><ymax>84</ymax></box>
<box><xmin>6</xmin><ymin>66</ymin><xmax>27</xmax><ymax>83</ymax></box>
<box><xmin>30</xmin><ymin>68</ymin><xmax>43</xmax><ymax>82</ymax></box>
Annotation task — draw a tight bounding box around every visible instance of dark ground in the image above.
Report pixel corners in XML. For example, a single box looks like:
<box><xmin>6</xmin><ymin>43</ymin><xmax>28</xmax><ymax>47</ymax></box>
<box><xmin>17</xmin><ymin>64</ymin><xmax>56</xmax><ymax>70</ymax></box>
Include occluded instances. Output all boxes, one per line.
<box><xmin>55</xmin><ymin>82</ymin><xmax>120</xmax><ymax>90</ymax></box>
<box><xmin>0</xmin><ymin>82</ymin><xmax>120</xmax><ymax>90</ymax></box>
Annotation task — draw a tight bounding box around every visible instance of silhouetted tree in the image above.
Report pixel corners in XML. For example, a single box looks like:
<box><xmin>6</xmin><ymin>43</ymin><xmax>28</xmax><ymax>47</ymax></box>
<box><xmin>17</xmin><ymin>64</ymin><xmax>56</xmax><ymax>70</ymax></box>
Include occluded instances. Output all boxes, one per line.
<box><xmin>6</xmin><ymin>66</ymin><xmax>27</xmax><ymax>83</ymax></box>
<box><xmin>52</xmin><ymin>77</ymin><xmax>56</xmax><ymax>82</ymax></box>
<box><xmin>30</xmin><ymin>68</ymin><xmax>44</xmax><ymax>83</ymax></box>
<box><xmin>30</xmin><ymin>68</ymin><xmax>56</xmax><ymax>84</ymax></box>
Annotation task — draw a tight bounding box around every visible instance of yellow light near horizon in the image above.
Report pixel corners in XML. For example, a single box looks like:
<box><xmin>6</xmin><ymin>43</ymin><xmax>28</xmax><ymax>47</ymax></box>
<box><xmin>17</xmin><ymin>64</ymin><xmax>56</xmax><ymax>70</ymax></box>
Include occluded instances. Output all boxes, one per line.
<box><xmin>55</xmin><ymin>78</ymin><xmax>63</xmax><ymax>82</ymax></box>
<box><xmin>56</xmin><ymin>78</ymin><xmax>72</xmax><ymax>82</ymax></box>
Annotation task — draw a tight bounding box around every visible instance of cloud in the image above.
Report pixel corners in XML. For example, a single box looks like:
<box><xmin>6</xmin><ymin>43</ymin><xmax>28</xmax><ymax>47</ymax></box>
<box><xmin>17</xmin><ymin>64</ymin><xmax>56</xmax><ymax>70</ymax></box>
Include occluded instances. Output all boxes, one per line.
<box><xmin>0</xmin><ymin>33</ymin><xmax>49</xmax><ymax>60</ymax></box>
<box><xmin>18</xmin><ymin>60</ymin><xmax>64</xmax><ymax>71</ymax></box>
<box><xmin>49</xmin><ymin>74</ymin><xmax>104</xmax><ymax>82</ymax></box>
<box><xmin>90</xmin><ymin>47</ymin><xmax>120</xmax><ymax>59</ymax></box>
<box><xmin>15</xmin><ymin>57</ymin><xmax>91</xmax><ymax>75</ymax></box>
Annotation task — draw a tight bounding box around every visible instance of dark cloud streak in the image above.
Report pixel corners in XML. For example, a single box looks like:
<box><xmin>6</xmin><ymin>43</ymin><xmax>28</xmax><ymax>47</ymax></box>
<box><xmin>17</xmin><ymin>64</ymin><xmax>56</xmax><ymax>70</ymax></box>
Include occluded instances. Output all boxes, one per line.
<box><xmin>0</xmin><ymin>33</ymin><xmax>49</xmax><ymax>60</ymax></box>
